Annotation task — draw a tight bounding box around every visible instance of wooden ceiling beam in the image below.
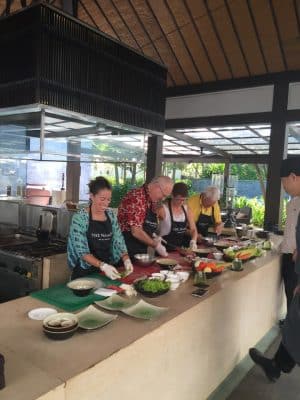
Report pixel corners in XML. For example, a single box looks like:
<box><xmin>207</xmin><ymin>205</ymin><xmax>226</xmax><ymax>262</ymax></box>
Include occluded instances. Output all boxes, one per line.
<box><xmin>127</xmin><ymin>0</ymin><xmax>176</xmax><ymax>86</ymax></box>
<box><xmin>293</xmin><ymin>0</ymin><xmax>300</xmax><ymax>34</ymax></box>
<box><xmin>269</xmin><ymin>0</ymin><xmax>288</xmax><ymax>70</ymax></box>
<box><xmin>183</xmin><ymin>0</ymin><xmax>218</xmax><ymax>81</ymax></box>
<box><xmin>93</xmin><ymin>0</ymin><xmax>122</xmax><ymax>41</ymax></box>
<box><xmin>78</xmin><ymin>0</ymin><xmax>99</xmax><ymax>29</ymax></box>
<box><xmin>109</xmin><ymin>0</ymin><xmax>145</xmax><ymax>54</ymax></box>
<box><xmin>203</xmin><ymin>0</ymin><xmax>234</xmax><ymax>79</ymax></box>
<box><xmin>246</xmin><ymin>0</ymin><xmax>269</xmax><ymax>73</ymax></box>
<box><xmin>164</xmin><ymin>0</ymin><xmax>203</xmax><ymax>83</ymax></box>
<box><xmin>145</xmin><ymin>0</ymin><xmax>190</xmax><ymax>85</ymax></box>
<box><xmin>224</xmin><ymin>0</ymin><xmax>251</xmax><ymax>76</ymax></box>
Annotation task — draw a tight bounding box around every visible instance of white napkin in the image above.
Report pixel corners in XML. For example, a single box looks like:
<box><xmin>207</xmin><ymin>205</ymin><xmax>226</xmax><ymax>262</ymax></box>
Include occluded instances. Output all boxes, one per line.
<box><xmin>94</xmin><ymin>288</ymin><xmax>117</xmax><ymax>297</ymax></box>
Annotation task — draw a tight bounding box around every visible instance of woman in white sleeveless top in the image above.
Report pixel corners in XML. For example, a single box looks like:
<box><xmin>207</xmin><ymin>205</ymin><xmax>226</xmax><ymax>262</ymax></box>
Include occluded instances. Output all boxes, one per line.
<box><xmin>157</xmin><ymin>182</ymin><xmax>198</xmax><ymax>251</ymax></box>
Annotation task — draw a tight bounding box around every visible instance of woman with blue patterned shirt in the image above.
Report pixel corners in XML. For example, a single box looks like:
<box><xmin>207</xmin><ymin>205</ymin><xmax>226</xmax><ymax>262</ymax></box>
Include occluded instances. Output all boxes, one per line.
<box><xmin>67</xmin><ymin>176</ymin><xmax>133</xmax><ymax>280</ymax></box>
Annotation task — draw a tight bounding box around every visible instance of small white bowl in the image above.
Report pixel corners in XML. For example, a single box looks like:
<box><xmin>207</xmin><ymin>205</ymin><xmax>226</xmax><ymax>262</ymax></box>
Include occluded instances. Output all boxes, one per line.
<box><xmin>213</xmin><ymin>252</ymin><xmax>223</xmax><ymax>261</ymax></box>
<box><xmin>151</xmin><ymin>273</ymin><xmax>165</xmax><ymax>280</ymax></box>
<box><xmin>176</xmin><ymin>271</ymin><xmax>190</xmax><ymax>282</ymax></box>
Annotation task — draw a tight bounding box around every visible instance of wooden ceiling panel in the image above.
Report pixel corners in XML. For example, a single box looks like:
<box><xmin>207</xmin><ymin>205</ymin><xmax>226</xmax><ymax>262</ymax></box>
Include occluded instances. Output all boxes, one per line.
<box><xmin>166</xmin><ymin>30</ymin><xmax>200</xmax><ymax>84</ymax></box>
<box><xmin>149</xmin><ymin>0</ymin><xmax>200</xmax><ymax>84</ymax></box>
<box><xmin>167</xmin><ymin>0</ymin><xmax>216</xmax><ymax>82</ymax></box>
<box><xmin>113</xmin><ymin>0</ymin><xmax>149</xmax><ymax>50</ymax></box>
<box><xmin>142</xmin><ymin>42</ymin><xmax>161</xmax><ymax>64</ymax></box>
<box><xmin>132</xmin><ymin>0</ymin><xmax>166</xmax><ymax>46</ymax></box>
<box><xmin>272</xmin><ymin>0</ymin><xmax>300</xmax><ymax>70</ymax></box>
<box><xmin>186</xmin><ymin>0</ymin><xmax>232</xmax><ymax>80</ymax></box>
<box><xmin>180</xmin><ymin>24</ymin><xmax>216</xmax><ymax>82</ymax></box>
<box><xmin>78</xmin><ymin>1</ymin><xmax>97</xmax><ymax>28</ymax></box>
<box><xmin>154</xmin><ymin>37</ymin><xmax>188</xmax><ymax>86</ymax></box>
<box><xmin>208</xmin><ymin>0</ymin><xmax>249</xmax><ymax>78</ymax></box>
<box><xmin>250</xmin><ymin>0</ymin><xmax>285</xmax><ymax>72</ymax></box>
<box><xmin>132</xmin><ymin>0</ymin><xmax>187</xmax><ymax>85</ymax></box>
<box><xmin>227</xmin><ymin>0</ymin><xmax>267</xmax><ymax>75</ymax></box>
<box><xmin>96</xmin><ymin>0</ymin><xmax>139</xmax><ymax>50</ymax></box>
<box><xmin>79</xmin><ymin>1</ymin><xmax>117</xmax><ymax>38</ymax></box>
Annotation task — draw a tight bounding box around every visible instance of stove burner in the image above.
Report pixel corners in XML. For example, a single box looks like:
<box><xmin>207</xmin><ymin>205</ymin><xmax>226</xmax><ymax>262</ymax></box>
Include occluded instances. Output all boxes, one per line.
<box><xmin>2</xmin><ymin>240</ymin><xmax>67</xmax><ymax>258</ymax></box>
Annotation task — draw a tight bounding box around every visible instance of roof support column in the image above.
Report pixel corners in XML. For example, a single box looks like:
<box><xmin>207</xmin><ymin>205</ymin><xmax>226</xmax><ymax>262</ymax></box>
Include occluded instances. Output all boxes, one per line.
<box><xmin>66</xmin><ymin>142</ymin><xmax>81</xmax><ymax>203</ymax></box>
<box><xmin>146</xmin><ymin>135</ymin><xmax>163</xmax><ymax>182</ymax></box>
<box><xmin>264</xmin><ymin>81</ymin><xmax>289</xmax><ymax>229</ymax></box>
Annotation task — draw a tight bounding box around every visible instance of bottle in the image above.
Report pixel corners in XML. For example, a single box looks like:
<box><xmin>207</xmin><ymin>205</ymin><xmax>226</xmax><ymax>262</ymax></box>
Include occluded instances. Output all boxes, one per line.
<box><xmin>6</xmin><ymin>185</ymin><xmax>11</xmax><ymax>196</ymax></box>
<box><xmin>16</xmin><ymin>178</ymin><xmax>23</xmax><ymax>197</ymax></box>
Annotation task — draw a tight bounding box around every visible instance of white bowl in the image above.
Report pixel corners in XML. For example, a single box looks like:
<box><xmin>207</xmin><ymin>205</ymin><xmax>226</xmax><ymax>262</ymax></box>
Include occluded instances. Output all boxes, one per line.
<box><xmin>212</xmin><ymin>252</ymin><xmax>223</xmax><ymax>261</ymax></box>
<box><xmin>176</xmin><ymin>271</ymin><xmax>190</xmax><ymax>282</ymax></box>
<box><xmin>67</xmin><ymin>279</ymin><xmax>96</xmax><ymax>296</ymax></box>
<box><xmin>151</xmin><ymin>273</ymin><xmax>165</xmax><ymax>280</ymax></box>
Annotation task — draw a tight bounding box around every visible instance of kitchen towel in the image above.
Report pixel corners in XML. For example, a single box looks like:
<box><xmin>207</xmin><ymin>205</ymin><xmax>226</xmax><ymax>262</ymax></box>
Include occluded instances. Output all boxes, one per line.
<box><xmin>30</xmin><ymin>274</ymin><xmax>122</xmax><ymax>312</ymax></box>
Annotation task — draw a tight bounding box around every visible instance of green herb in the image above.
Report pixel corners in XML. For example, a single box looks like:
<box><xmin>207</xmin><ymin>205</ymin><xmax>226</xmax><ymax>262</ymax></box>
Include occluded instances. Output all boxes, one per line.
<box><xmin>136</xmin><ymin>279</ymin><xmax>170</xmax><ymax>293</ymax></box>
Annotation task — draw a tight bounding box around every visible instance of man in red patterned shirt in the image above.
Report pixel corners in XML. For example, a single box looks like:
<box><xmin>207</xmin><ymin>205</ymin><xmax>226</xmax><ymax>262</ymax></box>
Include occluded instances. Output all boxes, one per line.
<box><xmin>118</xmin><ymin>176</ymin><xmax>173</xmax><ymax>258</ymax></box>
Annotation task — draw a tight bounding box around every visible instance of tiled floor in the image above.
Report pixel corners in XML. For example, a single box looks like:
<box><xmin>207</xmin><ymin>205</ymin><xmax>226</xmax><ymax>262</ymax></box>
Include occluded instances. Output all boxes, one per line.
<box><xmin>227</xmin><ymin>337</ymin><xmax>300</xmax><ymax>400</ymax></box>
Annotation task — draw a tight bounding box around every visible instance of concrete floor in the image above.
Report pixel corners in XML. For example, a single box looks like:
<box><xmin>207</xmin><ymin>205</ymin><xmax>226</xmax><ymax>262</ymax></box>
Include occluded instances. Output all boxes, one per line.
<box><xmin>227</xmin><ymin>337</ymin><xmax>300</xmax><ymax>400</ymax></box>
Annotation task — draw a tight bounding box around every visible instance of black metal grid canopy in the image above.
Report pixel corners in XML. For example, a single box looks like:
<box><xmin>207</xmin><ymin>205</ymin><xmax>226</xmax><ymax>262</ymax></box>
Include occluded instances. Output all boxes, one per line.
<box><xmin>0</xmin><ymin>2</ymin><xmax>167</xmax><ymax>132</ymax></box>
<box><xmin>164</xmin><ymin>122</ymin><xmax>300</xmax><ymax>160</ymax></box>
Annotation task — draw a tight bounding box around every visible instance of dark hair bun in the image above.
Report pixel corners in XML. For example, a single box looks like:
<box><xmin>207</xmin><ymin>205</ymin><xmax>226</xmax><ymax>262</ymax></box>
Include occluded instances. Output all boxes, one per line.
<box><xmin>88</xmin><ymin>176</ymin><xmax>112</xmax><ymax>195</ymax></box>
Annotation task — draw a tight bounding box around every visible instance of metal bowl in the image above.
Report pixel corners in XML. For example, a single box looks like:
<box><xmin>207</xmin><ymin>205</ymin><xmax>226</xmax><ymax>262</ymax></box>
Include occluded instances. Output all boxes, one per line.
<box><xmin>134</xmin><ymin>254</ymin><xmax>156</xmax><ymax>266</ymax></box>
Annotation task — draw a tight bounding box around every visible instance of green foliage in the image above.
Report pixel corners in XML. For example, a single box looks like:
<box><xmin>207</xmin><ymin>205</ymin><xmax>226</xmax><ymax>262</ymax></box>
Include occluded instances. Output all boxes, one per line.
<box><xmin>201</xmin><ymin>164</ymin><xmax>224</xmax><ymax>178</ymax></box>
<box><xmin>181</xmin><ymin>162</ymin><xmax>267</xmax><ymax>181</ymax></box>
<box><xmin>234</xmin><ymin>196</ymin><xmax>265</xmax><ymax>227</ymax></box>
<box><xmin>234</xmin><ymin>196</ymin><xmax>287</xmax><ymax>228</ymax></box>
<box><xmin>110</xmin><ymin>183</ymin><xmax>133</xmax><ymax>208</ymax></box>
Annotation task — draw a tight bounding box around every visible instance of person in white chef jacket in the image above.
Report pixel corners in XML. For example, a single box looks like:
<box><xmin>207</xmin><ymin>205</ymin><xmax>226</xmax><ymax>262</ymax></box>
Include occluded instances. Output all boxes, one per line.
<box><xmin>280</xmin><ymin>196</ymin><xmax>300</xmax><ymax>311</ymax></box>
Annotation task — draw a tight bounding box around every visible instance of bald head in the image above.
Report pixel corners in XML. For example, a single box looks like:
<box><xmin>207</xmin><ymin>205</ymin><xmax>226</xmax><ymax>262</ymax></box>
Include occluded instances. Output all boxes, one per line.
<box><xmin>149</xmin><ymin>176</ymin><xmax>173</xmax><ymax>202</ymax></box>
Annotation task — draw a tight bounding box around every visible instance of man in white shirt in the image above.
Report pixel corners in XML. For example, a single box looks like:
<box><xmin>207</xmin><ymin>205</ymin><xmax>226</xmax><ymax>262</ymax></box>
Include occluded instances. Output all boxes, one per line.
<box><xmin>280</xmin><ymin>196</ymin><xmax>300</xmax><ymax>309</ymax></box>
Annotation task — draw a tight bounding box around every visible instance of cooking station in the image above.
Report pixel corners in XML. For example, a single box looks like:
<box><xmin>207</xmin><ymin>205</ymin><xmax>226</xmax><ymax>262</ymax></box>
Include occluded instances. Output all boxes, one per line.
<box><xmin>0</xmin><ymin>200</ymin><xmax>73</xmax><ymax>301</ymax></box>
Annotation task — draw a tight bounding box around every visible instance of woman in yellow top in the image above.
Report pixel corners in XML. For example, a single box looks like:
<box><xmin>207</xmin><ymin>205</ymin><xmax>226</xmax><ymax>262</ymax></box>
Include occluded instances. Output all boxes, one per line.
<box><xmin>188</xmin><ymin>186</ymin><xmax>224</xmax><ymax>241</ymax></box>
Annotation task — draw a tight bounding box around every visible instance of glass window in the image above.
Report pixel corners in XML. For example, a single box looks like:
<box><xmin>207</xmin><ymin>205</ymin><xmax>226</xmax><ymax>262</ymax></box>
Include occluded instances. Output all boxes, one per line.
<box><xmin>218</xmin><ymin>130</ymin><xmax>256</xmax><ymax>138</ymax></box>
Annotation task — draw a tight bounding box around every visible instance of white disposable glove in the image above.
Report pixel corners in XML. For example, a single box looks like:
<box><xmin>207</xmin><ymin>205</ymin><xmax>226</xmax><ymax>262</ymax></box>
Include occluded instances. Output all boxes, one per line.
<box><xmin>155</xmin><ymin>242</ymin><xmax>168</xmax><ymax>257</ymax></box>
<box><xmin>189</xmin><ymin>239</ymin><xmax>197</xmax><ymax>251</ymax></box>
<box><xmin>153</xmin><ymin>234</ymin><xmax>163</xmax><ymax>245</ymax></box>
<box><xmin>120</xmin><ymin>283</ymin><xmax>137</xmax><ymax>297</ymax></box>
<box><xmin>124</xmin><ymin>258</ymin><xmax>134</xmax><ymax>275</ymax></box>
<box><xmin>100</xmin><ymin>263</ymin><xmax>121</xmax><ymax>280</ymax></box>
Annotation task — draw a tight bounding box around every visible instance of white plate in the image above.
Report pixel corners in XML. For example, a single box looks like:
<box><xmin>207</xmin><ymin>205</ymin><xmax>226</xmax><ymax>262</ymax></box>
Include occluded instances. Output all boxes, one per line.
<box><xmin>94</xmin><ymin>288</ymin><xmax>117</xmax><ymax>297</ymax></box>
<box><xmin>28</xmin><ymin>307</ymin><xmax>57</xmax><ymax>320</ymax></box>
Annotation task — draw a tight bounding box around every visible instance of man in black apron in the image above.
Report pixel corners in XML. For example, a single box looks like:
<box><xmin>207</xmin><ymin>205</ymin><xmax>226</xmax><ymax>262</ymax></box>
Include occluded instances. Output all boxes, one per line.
<box><xmin>196</xmin><ymin>204</ymin><xmax>216</xmax><ymax>237</ymax></box>
<box><xmin>118</xmin><ymin>177</ymin><xmax>174</xmax><ymax>259</ymax></box>
<box><xmin>188</xmin><ymin>187</ymin><xmax>223</xmax><ymax>241</ymax></box>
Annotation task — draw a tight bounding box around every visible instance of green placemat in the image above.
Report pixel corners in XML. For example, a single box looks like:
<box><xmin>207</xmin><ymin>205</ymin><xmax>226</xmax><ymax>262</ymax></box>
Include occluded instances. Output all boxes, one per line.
<box><xmin>30</xmin><ymin>274</ymin><xmax>122</xmax><ymax>312</ymax></box>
